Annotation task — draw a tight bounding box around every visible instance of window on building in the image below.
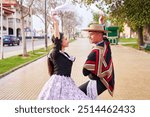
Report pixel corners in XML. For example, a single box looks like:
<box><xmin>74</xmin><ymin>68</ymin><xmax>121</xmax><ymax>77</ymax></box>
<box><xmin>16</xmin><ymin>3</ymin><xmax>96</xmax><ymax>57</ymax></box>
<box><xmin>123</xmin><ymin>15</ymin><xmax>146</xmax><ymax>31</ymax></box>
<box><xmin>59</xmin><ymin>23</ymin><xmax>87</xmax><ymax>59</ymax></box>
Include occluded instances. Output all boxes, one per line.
<box><xmin>16</xmin><ymin>18</ymin><xmax>20</xmax><ymax>23</ymax></box>
<box><xmin>3</xmin><ymin>16</ymin><xmax>6</xmax><ymax>20</ymax></box>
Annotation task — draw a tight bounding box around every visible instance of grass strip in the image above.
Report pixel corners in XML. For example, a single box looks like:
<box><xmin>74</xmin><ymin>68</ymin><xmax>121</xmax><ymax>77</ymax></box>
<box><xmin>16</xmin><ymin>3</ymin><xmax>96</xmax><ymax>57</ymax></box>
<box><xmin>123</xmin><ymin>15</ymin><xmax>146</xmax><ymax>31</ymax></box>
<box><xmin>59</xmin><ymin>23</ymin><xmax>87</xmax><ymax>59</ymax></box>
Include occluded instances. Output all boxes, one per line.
<box><xmin>119</xmin><ymin>38</ymin><xmax>137</xmax><ymax>43</ymax></box>
<box><xmin>0</xmin><ymin>46</ymin><xmax>51</xmax><ymax>76</ymax></box>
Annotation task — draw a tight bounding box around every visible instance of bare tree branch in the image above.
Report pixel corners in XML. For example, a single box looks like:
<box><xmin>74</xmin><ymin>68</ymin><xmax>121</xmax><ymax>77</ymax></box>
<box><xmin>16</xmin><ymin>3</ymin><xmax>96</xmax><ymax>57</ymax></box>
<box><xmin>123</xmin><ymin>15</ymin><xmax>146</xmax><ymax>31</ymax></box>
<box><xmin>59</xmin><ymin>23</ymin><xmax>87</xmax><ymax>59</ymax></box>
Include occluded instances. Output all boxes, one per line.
<box><xmin>22</xmin><ymin>0</ymin><xmax>34</xmax><ymax>18</ymax></box>
<box><xmin>34</xmin><ymin>15</ymin><xmax>45</xmax><ymax>24</ymax></box>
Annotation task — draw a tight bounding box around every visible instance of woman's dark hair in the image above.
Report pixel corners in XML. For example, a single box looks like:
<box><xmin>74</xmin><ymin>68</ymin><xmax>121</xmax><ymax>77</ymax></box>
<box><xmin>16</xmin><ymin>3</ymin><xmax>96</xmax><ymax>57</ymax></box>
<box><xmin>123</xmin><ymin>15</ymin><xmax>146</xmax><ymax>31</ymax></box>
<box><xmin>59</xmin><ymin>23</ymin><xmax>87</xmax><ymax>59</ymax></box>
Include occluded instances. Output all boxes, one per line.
<box><xmin>51</xmin><ymin>32</ymin><xmax>64</xmax><ymax>43</ymax></box>
<box><xmin>47</xmin><ymin>57</ymin><xmax>54</xmax><ymax>76</ymax></box>
<box><xmin>48</xmin><ymin>32</ymin><xmax>64</xmax><ymax>76</ymax></box>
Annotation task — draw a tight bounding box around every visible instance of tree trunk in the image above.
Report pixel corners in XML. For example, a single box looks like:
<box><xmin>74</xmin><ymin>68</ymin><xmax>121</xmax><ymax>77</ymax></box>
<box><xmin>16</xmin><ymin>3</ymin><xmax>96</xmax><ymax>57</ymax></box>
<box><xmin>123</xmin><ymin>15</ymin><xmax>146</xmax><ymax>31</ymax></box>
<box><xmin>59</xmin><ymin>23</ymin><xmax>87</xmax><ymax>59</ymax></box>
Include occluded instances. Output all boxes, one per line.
<box><xmin>21</xmin><ymin>17</ymin><xmax>27</xmax><ymax>56</ymax></box>
<box><xmin>20</xmin><ymin>0</ymin><xmax>28</xmax><ymax>57</ymax></box>
<box><xmin>137</xmin><ymin>26</ymin><xmax>144</xmax><ymax>49</ymax></box>
<box><xmin>61</xmin><ymin>13</ymin><xmax>64</xmax><ymax>32</ymax></box>
<box><xmin>44</xmin><ymin>0</ymin><xmax>48</xmax><ymax>51</ymax></box>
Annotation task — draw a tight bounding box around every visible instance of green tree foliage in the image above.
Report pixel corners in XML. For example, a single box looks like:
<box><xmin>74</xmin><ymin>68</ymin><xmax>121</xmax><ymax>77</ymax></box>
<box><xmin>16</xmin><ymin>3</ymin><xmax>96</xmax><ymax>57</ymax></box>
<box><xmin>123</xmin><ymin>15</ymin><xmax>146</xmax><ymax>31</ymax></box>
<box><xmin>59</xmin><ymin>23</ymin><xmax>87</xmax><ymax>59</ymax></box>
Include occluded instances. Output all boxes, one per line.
<box><xmin>74</xmin><ymin>0</ymin><xmax>150</xmax><ymax>28</ymax></box>
<box><xmin>93</xmin><ymin>13</ymin><xmax>99</xmax><ymax>23</ymax></box>
<box><xmin>72</xmin><ymin>0</ymin><xmax>96</xmax><ymax>5</ymax></box>
<box><xmin>73</xmin><ymin>0</ymin><xmax>150</xmax><ymax>46</ymax></box>
<box><xmin>124</xmin><ymin>0</ymin><xmax>150</xmax><ymax>27</ymax></box>
<box><xmin>107</xmin><ymin>0</ymin><xmax>150</xmax><ymax>46</ymax></box>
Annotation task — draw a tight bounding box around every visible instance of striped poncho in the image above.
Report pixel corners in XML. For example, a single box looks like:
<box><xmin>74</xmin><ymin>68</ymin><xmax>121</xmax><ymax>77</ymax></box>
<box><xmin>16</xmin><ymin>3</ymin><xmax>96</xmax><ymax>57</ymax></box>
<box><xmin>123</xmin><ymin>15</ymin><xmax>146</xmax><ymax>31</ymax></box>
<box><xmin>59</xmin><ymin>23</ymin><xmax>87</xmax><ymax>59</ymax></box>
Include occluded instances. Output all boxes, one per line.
<box><xmin>83</xmin><ymin>39</ymin><xmax>115</xmax><ymax>96</ymax></box>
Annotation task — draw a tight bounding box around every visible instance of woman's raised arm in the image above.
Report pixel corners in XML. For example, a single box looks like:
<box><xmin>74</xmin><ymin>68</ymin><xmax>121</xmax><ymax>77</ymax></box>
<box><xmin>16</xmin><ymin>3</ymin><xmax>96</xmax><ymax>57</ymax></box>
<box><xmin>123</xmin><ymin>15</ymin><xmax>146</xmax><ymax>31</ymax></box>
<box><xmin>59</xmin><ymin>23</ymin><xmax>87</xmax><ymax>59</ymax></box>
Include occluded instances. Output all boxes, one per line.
<box><xmin>51</xmin><ymin>14</ymin><xmax>60</xmax><ymax>39</ymax></box>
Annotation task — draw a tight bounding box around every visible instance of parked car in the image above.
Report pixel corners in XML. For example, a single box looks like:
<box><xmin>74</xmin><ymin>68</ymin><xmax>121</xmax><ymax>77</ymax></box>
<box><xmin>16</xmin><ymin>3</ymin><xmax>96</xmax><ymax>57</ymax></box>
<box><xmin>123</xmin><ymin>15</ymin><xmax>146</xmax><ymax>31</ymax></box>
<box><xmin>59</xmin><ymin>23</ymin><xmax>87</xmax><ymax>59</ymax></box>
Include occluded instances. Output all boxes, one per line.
<box><xmin>3</xmin><ymin>35</ymin><xmax>20</xmax><ymax>46</ymax></box>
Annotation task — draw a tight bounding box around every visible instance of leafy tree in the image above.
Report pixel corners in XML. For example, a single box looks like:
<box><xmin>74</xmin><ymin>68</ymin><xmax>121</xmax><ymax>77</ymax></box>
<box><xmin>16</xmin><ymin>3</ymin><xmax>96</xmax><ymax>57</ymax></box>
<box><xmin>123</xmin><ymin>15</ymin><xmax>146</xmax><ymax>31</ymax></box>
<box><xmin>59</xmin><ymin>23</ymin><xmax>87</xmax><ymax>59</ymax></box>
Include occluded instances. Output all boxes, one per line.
<box><xmin>93</xmin><ymin>13</ymin><xmax>99</xmax><ymax>23</ymax></box>
<box><xmin>107</xmin><ymin>0</ymin><xmax>150</xmax><ymax>46</ymax></box>
<box><xmin>72</xmin><ymin>0</ymin><xmax>96</xmax><ymax>5</ymax></box>
<box><xmin>74</xmin><ymin>0</ymin><xmax>150</xmax><ymax>47</ymax></box>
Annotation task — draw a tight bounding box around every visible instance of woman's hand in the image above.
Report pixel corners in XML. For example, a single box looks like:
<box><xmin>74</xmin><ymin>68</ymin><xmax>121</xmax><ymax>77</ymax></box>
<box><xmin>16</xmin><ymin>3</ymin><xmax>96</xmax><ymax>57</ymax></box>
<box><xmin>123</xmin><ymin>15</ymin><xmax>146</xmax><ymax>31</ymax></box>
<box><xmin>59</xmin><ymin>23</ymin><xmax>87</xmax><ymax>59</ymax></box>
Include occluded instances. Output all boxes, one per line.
<box><xmin>51</xmin><ymin>13</ymin><xmax>60</xmax><ymax>39</ymax></box>
<box><xmin>51</xmin><ymin>14</ymin><xmax>58</xmax><ymax>24</ymax></box>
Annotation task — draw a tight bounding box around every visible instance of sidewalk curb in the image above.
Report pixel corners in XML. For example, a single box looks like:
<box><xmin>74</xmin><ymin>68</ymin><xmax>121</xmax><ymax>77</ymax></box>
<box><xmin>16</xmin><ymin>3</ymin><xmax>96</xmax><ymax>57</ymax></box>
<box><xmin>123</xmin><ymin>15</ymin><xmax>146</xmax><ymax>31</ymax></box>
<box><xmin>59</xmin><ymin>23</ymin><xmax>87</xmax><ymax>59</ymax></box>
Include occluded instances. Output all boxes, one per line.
<box><xmin>0</xmin><ymin>54</ymin><xmax>47</xmax><ymax>79</ymax></box>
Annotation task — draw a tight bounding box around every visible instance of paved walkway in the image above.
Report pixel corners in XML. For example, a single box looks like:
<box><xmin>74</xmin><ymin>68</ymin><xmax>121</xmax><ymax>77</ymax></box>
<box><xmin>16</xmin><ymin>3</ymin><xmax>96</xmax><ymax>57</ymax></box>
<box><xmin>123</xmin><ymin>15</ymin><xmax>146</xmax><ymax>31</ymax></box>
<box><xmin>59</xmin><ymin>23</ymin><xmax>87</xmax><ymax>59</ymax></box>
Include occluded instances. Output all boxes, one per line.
<box><xmin>0</xmin><ymin>38</ymin><xmax>150</xmax><ymax>100</ymax></box>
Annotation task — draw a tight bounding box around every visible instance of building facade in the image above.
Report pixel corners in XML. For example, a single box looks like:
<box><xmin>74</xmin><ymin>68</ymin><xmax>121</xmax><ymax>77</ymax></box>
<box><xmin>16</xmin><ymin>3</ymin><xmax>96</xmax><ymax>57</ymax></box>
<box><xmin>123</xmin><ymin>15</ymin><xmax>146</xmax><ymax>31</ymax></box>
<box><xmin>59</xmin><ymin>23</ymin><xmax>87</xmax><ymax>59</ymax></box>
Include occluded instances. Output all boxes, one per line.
<box><xmin>0</xmin><ymin>0</ymin><xmax>32</xmax><ymax>37</ymax></box>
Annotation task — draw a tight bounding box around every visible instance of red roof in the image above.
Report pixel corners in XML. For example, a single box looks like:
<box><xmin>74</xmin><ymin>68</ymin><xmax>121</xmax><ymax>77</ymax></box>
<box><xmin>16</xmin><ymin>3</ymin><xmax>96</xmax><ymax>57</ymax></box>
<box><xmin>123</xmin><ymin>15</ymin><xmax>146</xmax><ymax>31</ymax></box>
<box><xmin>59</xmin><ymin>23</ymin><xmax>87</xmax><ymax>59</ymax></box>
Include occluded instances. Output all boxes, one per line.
<box><xmin>0</xmin><ymin>6</ymin><xmax>14</xmax><ymax>15</ymax></box>
<box><xmin>3</xmin><ymin>3</ymin><xmax>18</xmax><ymax>7</ymax></box>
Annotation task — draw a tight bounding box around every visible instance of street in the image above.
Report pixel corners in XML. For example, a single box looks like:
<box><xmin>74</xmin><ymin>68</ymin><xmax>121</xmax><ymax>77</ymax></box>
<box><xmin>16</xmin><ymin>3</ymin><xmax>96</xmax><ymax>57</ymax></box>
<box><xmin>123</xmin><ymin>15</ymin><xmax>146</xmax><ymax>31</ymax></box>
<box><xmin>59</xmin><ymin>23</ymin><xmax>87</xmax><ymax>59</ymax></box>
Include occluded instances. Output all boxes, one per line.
<box><xmin>0</xmin><ymin>39</ymin><xmax>52</xmax><ymax>58</ymax></box>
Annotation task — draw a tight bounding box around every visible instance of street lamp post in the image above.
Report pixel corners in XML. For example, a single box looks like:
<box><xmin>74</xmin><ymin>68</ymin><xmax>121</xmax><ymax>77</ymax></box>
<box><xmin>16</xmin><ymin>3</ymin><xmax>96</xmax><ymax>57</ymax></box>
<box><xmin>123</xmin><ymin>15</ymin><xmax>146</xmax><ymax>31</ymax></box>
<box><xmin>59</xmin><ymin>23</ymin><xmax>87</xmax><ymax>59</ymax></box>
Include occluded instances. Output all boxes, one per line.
<box><xmin>0</xmin><ymin>0</ymin><xmax>3</xmax><ymax>59</ymax></box>
<box><xmin>45</xmin><ymin>0</ymin><xmax>48</xmax><ymax>50</ymax></box>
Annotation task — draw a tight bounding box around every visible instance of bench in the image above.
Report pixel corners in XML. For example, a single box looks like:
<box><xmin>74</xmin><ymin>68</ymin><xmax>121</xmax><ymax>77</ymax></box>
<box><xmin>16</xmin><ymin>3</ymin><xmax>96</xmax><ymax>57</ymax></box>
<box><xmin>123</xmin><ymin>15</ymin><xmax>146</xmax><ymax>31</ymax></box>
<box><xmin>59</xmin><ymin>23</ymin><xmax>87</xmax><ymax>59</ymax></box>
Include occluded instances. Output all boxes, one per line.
<box><xmin>108</xmin><ymin>36</ymin><xmax>118</xmax><ymax>45</ymax></box>
<box><xmin>140</xmin><ymin>43</ymin><xmax>150</xmax><ymax>50</ymax></box>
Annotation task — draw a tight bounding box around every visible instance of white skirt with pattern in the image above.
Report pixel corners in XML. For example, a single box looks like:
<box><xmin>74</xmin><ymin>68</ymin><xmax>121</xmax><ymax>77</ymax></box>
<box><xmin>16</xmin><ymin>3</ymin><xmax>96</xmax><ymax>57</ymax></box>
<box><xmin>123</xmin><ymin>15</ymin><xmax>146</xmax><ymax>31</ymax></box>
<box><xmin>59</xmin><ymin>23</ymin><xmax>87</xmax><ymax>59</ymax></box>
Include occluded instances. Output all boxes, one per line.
<box><xmin>37</xmin><ymin>74</ymin><xmax>97</xmax><ymax>100</ymax></box>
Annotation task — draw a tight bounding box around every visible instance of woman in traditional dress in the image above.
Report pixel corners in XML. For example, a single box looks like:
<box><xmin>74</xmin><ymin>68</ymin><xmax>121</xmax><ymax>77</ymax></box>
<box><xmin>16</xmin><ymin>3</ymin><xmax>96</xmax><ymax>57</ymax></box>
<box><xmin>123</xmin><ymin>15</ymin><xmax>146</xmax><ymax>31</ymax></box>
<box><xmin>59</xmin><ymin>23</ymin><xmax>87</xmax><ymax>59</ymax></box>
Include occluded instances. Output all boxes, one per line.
<box><xmin>37</xmin><ymin>14</ymin><xmax>97</xmax><ymax>100</ymax></box>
